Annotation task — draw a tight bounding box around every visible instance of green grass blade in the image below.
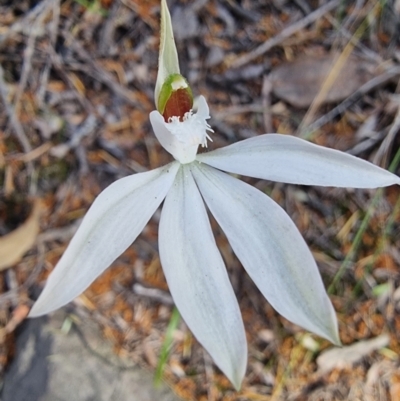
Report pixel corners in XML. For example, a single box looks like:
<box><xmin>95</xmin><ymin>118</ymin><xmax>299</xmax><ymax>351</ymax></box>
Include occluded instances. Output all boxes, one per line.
<box><xmin>154</xmin><ymin>306</ymin><xmax>181</xmax><ymax>387</ymax></box>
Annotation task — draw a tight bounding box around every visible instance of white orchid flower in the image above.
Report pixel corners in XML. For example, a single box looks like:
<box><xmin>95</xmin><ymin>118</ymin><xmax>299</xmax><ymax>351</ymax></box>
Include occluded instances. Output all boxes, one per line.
<box><xmin>29</xmin><ymin>0</ymin><xmax>400</xmax><ymax>390</ymax></box>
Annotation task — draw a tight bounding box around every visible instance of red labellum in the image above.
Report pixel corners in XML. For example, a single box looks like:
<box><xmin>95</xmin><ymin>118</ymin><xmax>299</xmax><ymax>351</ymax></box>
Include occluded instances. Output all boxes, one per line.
<box><xmin>162</xmin><ymin>88</ymin><xmax>193</xmax><ymax>122</ymax></box>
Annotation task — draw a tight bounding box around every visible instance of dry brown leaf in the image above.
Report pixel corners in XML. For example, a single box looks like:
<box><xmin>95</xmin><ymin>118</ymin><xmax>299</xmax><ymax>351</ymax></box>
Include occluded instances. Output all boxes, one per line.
<box><xmin>0</xmin><ymin>199</ymin><xmax>41</xmax><ymax>271</ymax></box>
<box><xmin>269</xmin><ymin>54</ymin><xmax>375</xmax><ymax>108</ymax></box>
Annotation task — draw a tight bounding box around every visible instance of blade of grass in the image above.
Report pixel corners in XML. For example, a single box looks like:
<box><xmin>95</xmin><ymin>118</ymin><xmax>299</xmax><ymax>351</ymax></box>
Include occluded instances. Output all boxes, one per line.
<box><xmin>352</xmin><ymin>192</ymin><xmax>400</xmax><ymax>296</ymax></box>
<box><xmin>154</xmin><ymin>306</ymin><xmax>181</xmax><ymax>387</ymax></box>
<box><xmin>328</xmin><ymin>146</ymin><xmax>400</xmax><ymax>294</ymax></box>
<box><xmin>300</xmin><ymin>0</ymin><xmax>381</xmax><ymax>136</ymax></box>
<box><xmin>73</xmin><ymin>0</ymin><xmax>108</xmax><ymax>16</ymax></box>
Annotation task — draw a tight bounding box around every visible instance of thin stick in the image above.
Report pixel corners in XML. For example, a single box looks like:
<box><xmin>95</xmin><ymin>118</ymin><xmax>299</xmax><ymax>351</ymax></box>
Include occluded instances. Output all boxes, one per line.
<box><xmin>231</xmin><ymin>0</ymin><xmax>340</xmax><ymax>69</ymax></box>
<box><xmin>328</xmin><ymin>146</ymin><xmax>400</xmax><ymax>294</ymax></box>
<box><xmin>302</xmin><ymin>66</ymin><xmax>400</xmax><ymax>136</ymax></box>
<box><xmin>299</xmin><ymin>1</ymin><xmax>381</xmax><ymax>132</ymax></box>
<box><xmin>0</xmin><ymin>65</ymin><xmax>32</xmax><ymax>154</ymax></box>
<box><xmin>0</xmin><ymin>64</ymin><xmax>36</xmax><ymax>194</ymax></box>
<box><xmin>373</xmin><ymin>107</ymin><xmax>400</xmax><ymax>167</ymax></box>
<box><xmin>61</xmin><ymin>29</ymin><xmax>142</xmax><ymax>108</ymax></box>
<box><xmin>262</xmin><ymin>75</ymin><xmax>273</xmax><ymax>133</ymax></box>
<box><xmin>36</xmin><ymin>0</ymin><xmax>61</xmax><ymax>106</ymax></box>
<box><xmin>0</xmin><ymin>0</ymin><xmax>52</xmax><ymax>46</ymax></box>
<box><xmin>14</xmin><ymin>2</ymin><xmax>51</xmax><ymax>115</ymax></box>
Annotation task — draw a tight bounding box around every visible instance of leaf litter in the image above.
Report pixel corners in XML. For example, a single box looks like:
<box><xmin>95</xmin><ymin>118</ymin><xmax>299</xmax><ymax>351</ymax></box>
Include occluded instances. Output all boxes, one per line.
<box><xmin>0</xmin><ymin>0</ymin><xmax>400</xmax><ymax>400</ymax></box>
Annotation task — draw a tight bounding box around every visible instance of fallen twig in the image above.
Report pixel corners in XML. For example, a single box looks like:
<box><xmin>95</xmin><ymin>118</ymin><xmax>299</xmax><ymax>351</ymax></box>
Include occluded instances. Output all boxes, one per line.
<box><xmin>36</xmin><ymin>0</ymin><xmax>61</xmax><ymax>106</ymax></box>
<box><xmin>61</xmin><ymin>30</ymin><xmax>142</xmax><ymax>108</ymax></box>
<box><xmin>301</xmin><ymin>66</ymin><xmax>400</xmax><ymax>135</ymax></box>
<box><xmin>0</xmin><ymin>0</ymin><xmax>53</xmax><ymax>47</ymax></box>
<box><xmin>231</xmin><ymin>0</ymin><xmax>340</xmax><ymax>68</ymax></box>
<box><xmin>47</xmin><ymin>45</ymin><xmax>94</xmax><ymax>112</ymax></box>
<box><xmin>0</xmin><ymin>65</ymin><xmax>32</xmax><ymax>154</ymax></box>
<box><xmin>373</xmin><ymin>106</ymin><xmax>400</xmax><ymax>167</ymax></box>
<box><xmin>132</xmin><ymin>283</ymin><xmax>174</xmax><ymax>305</ymax></box>
<box><xmin>14</xmin><ymin>2</ymin><xmax>51</xmax><ymax>116</ymax></box>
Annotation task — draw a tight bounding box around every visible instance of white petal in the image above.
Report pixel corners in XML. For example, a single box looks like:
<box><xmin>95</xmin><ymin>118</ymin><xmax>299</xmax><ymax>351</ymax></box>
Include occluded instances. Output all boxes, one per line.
<box><xmin>29</xmin><ymin>162</ymin><xmax>180</xmax><ymax>317</ymax></box>
<box><xmin>191</xmin><ymin>162</ymin><xmax>340</xmax><ymax>344</ymax></box>
<box><xmin>150</xmin><ymin>96</ymin><xmax>212</xmax><ymax>164</ymax></box>
<box><xmin>159</xmin><ymin>165</ymin><xmax>247</xmax><ymax>389</ymax></box>
<box><xmin>197</xmin><ymin>134</ymin><xmax>400</xmax><ymax>188</ymax></box>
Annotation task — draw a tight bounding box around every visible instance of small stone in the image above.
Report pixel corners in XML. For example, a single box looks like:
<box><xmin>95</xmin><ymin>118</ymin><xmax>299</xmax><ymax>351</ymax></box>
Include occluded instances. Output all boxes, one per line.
<box><xmin>2</xmin><ymin>309</ymin><xmax>181</xmax><ymax>401</ymax></box>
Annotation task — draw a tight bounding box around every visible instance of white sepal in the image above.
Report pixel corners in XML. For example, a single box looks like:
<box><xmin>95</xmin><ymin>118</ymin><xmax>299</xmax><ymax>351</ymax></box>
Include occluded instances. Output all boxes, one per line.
<box><xmin>197</xmin><ymin>134</ymin><xmax>400</xmax><ymax>188</ymax></box>
<box><xmin>191</xmin><ymin>162</ymin><xmax>340</xmax><ymax>345</ymax></box>
<box><xmin>29</xmin><ymin>162</ymin><xmax>180</xmax><ymax>317</ymax></box>
<box><xmin>159</xmin><ymin>165</ymin><xmax>247</xmax><ymax>390</ymax></box>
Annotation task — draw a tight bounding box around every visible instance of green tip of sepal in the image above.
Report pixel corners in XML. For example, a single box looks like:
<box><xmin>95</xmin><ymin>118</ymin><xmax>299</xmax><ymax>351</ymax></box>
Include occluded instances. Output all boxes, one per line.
<box><xmin>155</xmin><ymin>0</ymin><xmax>181</xmax><ymax>109</ymax></box>
<box><xmin>158</xmin><ymin>74</ymin><xmax>193</xmax><ymax>121</ymax></box>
